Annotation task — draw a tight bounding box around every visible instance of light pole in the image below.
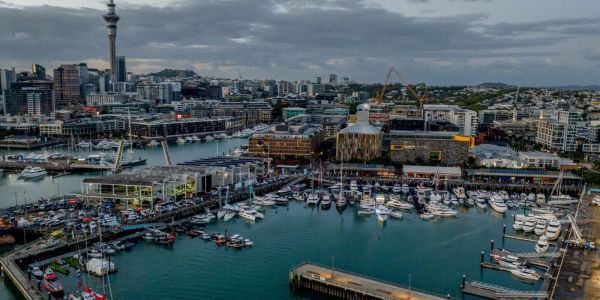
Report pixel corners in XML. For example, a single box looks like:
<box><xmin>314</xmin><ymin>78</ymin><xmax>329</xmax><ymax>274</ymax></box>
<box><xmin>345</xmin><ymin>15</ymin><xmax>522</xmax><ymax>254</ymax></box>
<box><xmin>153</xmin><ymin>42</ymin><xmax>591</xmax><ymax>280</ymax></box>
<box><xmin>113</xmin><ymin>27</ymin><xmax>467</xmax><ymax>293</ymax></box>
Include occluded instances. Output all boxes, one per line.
<box><xmin>408</xmin><ymin>273</ymin><xmax>412</xmax><ymax>298</ymax></box>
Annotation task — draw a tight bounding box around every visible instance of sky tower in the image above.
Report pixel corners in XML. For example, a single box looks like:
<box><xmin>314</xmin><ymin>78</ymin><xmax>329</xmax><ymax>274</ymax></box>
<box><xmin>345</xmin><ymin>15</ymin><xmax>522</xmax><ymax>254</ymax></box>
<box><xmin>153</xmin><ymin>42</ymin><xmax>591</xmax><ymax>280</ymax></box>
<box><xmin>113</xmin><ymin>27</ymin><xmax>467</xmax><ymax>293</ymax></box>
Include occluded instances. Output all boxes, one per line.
<box><xmin>103</xmin><ymin>0</ymin><xmax>120</xmax><ymax>81</ymax></box>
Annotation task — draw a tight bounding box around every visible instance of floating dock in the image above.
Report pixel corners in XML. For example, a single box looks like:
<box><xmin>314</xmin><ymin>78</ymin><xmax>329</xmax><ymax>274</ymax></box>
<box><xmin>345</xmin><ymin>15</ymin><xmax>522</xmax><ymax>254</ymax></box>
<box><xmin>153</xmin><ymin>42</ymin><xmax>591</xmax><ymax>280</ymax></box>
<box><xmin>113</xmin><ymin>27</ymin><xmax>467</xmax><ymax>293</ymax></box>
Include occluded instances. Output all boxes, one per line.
<box><xmin>290</xmin><ymin>262</ymin><xmax>447</xmax><ymax>300</ymax></box>
<box><xmin>462</xmin><ymin>280</ymin><xmax>548</xmax><ymax>299</ymax></box>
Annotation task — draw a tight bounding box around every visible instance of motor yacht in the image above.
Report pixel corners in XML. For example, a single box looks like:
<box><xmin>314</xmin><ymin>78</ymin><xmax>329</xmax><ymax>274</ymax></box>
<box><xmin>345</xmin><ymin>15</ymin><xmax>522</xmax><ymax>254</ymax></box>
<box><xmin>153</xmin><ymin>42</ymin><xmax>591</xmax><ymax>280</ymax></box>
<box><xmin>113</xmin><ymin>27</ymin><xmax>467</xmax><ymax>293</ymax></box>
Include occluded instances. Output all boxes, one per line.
<box><xmin>306</xmin><ymin>193</ymin><xmax>319</xmax><ymax>206</ymax></box>
<box><xmin>535</xmin><ymin>235</ymin><xmax>549</xmax><ymax>253</ymax></box>
<box><xmin>510</xmin><ymin>268</ymin><xmax>540</xmax><ymax>281</ymax></box>
<box><xmin>388</xmin><ymin>210</ymin><xmax>403</xmax><ymax>219</ymax></box>
<box><xmin>176</xmin><ymin>137</ymin><xmax>185</xmax><ymax>144</ymax></box>
<box><xmin>544</xmin><ymin>219</ymin><xmax>561</xmax><ymax>241</ymax></box>
<box><xmin>350</xmin><ymin>180</ymin><xmax>358</xmax><ymax>191</ymax></box>
<box><xmin>392</xmin><ymin>183</ymin><xmax>402</xmax><ymax>193</ymax></box>
<box><xmin>41</xmin><ymin>269</ymin><xmax>64</xmax><ymax>295</ymax></box>
<box><xmin>512</xmin><ymin>220</ymin><xmax>524</xmax><ymax>231</ymax></box>
<box><xmin>522</xmin><ymin>218</ymin><xmax>537</xmax><ymax>233</ymax></box>
<box><xmin>488</xmin><ymin>195</ymin><xmax>507</xmax><ymax>213</ymax></box>
<box><xmin>19</xmin><ymin>166</ymin><xmax>47</xmax><ymax>179</ymax></box>
<box><xmin>385</xmin><ymin>199</ymin><xmax>414</xmax><ymax>210</ymax></box>
<box><xmin>452</xmin><ymin>187</ymin><xmax>466</xmax><ymax>199</ymax></box>
<box><xmin>320</xmin><ymin>195</ymin><xmax>332</xmax><ymax>209</ymax></box>
<box><xmin>534</xmin><ymin>220</ymin><xmax>547</xmax><ymax>236</ymax></box>
<box><xmin>238</xmin><ymin>210</ymin><xmax>256</xmax><ymax>222</ymax></box>
<box><xmin>536</xmin><ymin>193</ymin><xmax>546</xmax><ymax>204</ymax></box>
<box><xmin>223</xmin><ymin>211</ymin><xmax>237</xmax><ymax>222</ymax></box>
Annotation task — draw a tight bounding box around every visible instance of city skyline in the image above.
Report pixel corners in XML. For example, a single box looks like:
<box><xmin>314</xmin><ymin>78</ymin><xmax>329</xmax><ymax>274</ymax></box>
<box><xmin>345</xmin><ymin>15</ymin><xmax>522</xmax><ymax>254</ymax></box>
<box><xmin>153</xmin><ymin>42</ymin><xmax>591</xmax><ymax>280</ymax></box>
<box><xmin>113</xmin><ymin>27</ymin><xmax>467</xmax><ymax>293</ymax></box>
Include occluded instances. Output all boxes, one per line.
<box><xmin>0</xmin><ymin>0</ymin><xmax>599</xmax><ymax>85</ymax></box>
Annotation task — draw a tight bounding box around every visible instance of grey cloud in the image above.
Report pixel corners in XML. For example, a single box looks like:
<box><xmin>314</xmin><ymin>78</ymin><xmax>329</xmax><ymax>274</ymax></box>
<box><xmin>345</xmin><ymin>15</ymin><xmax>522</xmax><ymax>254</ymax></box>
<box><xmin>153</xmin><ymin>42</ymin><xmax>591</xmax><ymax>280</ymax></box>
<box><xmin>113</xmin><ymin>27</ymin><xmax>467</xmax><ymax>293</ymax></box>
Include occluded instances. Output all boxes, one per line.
<box><xmin>0</xmin><ymin>0</ymin><xmax>597</xmax><ymax>85</ymax></box>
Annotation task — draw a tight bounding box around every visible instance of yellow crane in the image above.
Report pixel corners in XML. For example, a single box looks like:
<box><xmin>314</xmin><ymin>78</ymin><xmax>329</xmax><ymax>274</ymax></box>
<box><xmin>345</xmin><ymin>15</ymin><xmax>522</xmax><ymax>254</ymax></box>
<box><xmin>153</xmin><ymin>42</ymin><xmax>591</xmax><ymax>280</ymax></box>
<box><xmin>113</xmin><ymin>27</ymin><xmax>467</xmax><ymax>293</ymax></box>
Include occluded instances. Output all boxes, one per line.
<box><xmin>373</xmin><ymin>66</ymin><xmax>428</xmax><ymax>112</ymax></box>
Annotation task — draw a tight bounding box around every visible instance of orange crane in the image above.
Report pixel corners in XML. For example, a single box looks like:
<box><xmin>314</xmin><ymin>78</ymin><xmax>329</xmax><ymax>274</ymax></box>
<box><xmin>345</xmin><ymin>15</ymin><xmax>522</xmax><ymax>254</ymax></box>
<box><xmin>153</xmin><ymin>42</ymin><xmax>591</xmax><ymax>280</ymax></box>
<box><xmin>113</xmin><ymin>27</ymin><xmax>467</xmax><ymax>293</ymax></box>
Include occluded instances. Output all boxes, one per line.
<box><xmin>373</xmin><ymin>66</ymin><xmax>428</xmax><ymax>111</ymax></box>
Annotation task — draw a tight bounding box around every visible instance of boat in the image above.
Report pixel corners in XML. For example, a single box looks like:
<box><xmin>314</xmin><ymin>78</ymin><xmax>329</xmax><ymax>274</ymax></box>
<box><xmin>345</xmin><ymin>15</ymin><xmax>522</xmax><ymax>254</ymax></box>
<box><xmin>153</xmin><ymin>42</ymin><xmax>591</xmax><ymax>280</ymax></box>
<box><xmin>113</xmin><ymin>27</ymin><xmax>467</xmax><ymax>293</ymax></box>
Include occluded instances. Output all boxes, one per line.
<box><xmin>19</xmin><ymin>166</ymin><xmax>47</xmax><ymax>179</ymax></box>
<box><xmin>224</xmin><ymin>211</ymin><xmax>237</xmax><ymax>222</ymax></box>
<box><xmin>544</xmin><ymin>219</ymin><xmax>561</xmax><ymax>241</ymax></box>
<box><xmin>420</xmin><ymin>212</ymin><xmax>434</xmax><ymax>220</ymax></box>
<box><xmin>142</xmin><ymin>232</ymin><xmax>156</xmax><ymax>241</ymax></box>
<box><xmin>488</xmin><ymin>195</ymin><xmax>507</xmax><ymax>213</ymax></box>
<box><xmin>217</xmin><ymin>209</ymin><xmax>226</xmax><ymax>220</ymax></box>
<box><xmin>522</xmin><ymin>218</ymin><xmax>537</xmax><ymax>233</ymax></box>
<box><xmin>306</xmin><ymin>193</ymin><xmax>319</xmax><ymax>206</ymax></box>
<box><xmin>336</xmin><ymin>196</ymin><xmax>347</xmax><ymax>211</ymax></box>
<box><xmin>510</xmin><ymin>268</ymin><xmax>540</xmax><ymax>281</ymax></box>
<box><xmin>430</xmin><ymin>191</ymin><xmax>442</xmax><ymax>203</ymax></box>
<box><xmin>401</xmin><ymin>183</ymin><xmax>409</xmax><ymax>193</ymax></box>
<box><xmin>192</xmin><ymin>135</ymin><xmax>201</xmax><ymax>142</ymax></box>
<box><xmin>357</xmin><ymin>208</ymin><xmax>374</xmax><ymax>216</ymax></box>
<box><xmin>429</xmin><ymin>205</ymin><xmax>458</xmax><ymax>217</ymax></box>
<box><xmin>275</xmin><ymin>197</ymin><xmax>289</xmax><ymax>206</ymax></box>
<box><xmin>534</xmin><ymin>220</ymin><xmax>547</xmax><ymax>236</ymax></box>
<box><xmin>536</xmin><ymin>193</ymin><xmax>546</xmax><ymax>204</ymax></box>
<box><xmin>535</xmin><ymin>235</ymin><xmax>549</xmax><ymax>253</ymax></box>
<box><xmin>513</xmin><ymin>220</ymin><xmax>524</xmax><ymax>231</ymax></box>
<box><xmin>76</xmin><ymin>141</ymin><xmax>94</xmax><ymax>148</ymax></box>
<box><xmin>386</xmin><ymin>199</ymin><xmax>414</xmax><ymax>210</ymax></box>
<box><xmin>350</xmin><ymin>180</ymin><xmax>358</xmax><ymax>191</ymax></box>
<box><xmin>212</xmin><ymin>234</ymin><xmax>226</xmax><ymax>245</ymax></box>
<box><xmin>320</xmin><ymin>195</ymin><xmax>332</xmax><ymax>209</ymax></box>
<box><xmin>388</xmin><ymin>210</ymin><xmax>403</xmax><ymax>219</ymax></box>
<box><xmin>238</xmin><ymin>210</ymin><xmax>256</xmax><ymax>222</ymax></box>
<box><xmin>147</xmin><ymin>140</ymin><xmax>159</xmax><ymax>147</ymax></box>
<box><xmin>205</xmin><ymin>135</ymin><xmax>215</xmax><ymax>141</ymax></box>
<box><xmin>31</xmin><ymin>267</ymin><xmax>44</xmax><ymax>278</ymax></box>
<box><xmin>176</xmin><ymin>137</ymin><xmax>185</xmax><ymax>144</ymax></box>
<box><xmin>41</xmin><ymin>269</ymin><xmax>64</xmax><ymax>294</ymax></box>
<box><xmin>452</xmin><ymin>187</ymin><xmax>466</xmax><ymax>199</ymax></box>
<box><xmin>244</xmin><ymin>239</ymin><xmax>254</xmax><ymax>246</ymax></box>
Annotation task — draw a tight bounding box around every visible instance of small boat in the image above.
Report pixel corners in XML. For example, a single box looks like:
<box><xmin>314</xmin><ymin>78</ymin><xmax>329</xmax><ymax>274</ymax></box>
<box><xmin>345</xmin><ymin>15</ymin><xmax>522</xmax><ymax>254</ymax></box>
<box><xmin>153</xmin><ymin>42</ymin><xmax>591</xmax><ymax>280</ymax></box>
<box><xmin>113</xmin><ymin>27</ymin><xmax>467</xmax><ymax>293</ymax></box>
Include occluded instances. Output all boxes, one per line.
<box><xmin>275</xmin><ymin>197</ymin><xmax>289</xmax><ymax>206</ymax></box>
<box><xmin>544</xmin><ymin>219</ymin><xmax>561</xmax><ymax>241</ymax></box>
<box><xmin>176</xmin><ymin>137</ymin><xmax>185</xmax><ymax>144</ymax></box>
<box><xmin>205</xmin><ymin>135</ymin><xmax>215</xmax><ymax>141</ymax></box>
<box><xmin>522</xmin><ymin>218</ymin><xmax>537</xmax><ymax>233</ymax></box>
<box><xmin>336</xmin><ymin>196</ymin><xmax>347</xmax><ymax>211</ymax></box>
<box><xmin>536</xmin><ymin>193</ymin><xmax>546</xmax><ymax>204</ymax></box>
<box><xmin>388</xmin><ymin>210</ymin><xmax>403</xmax><ymax>219</ymax></box>
<box><xmin>357</xmin><ymin>208</ymin><xmax>374</xmax><ymax>215</ymax></box>
<box><xmin>142</xmin><ymin>232</ymin><xmax>156</xmax><ymax>241</ymax></box>
<box><xmin>510</xmin><ymin>268</ymin><xmax>540</xmax><ymax>281</ymax></box>
<box><xmin>420</xmin><ymin>212</ymin><xmax>434</xmax><ymax>220</ymax></box>
<box><xmin>147</xmin><ymin>140</ymin><xmax>159</xmax><ymax>147</ymax></box>
<box><xmin>350</xmin><ymin>180</ymin><xmax>358</xmax><ymax>191</ymax></box>
<box><xmin>212</xmin><ymin>234</ymin><xmax>226</xmax><ymax>245</ymax></box>
<box><xmin>513</xmin><ymin>220</ymin><xmax>523</xmax><ymax>231</ymax></box>
<box><xmin>535</xmin><ymin>235</ymin><xmax>549</xmax><ymax>253</ymax></box>
<box><xmin>31</xmin><ymin>267</ymin><xmax>44</xmax><ymax>278</ymax></box>
<box><xmin>377</xmin><ymin>213</ymin><xmax>388</xmax><ymax>223</ymax></box>
<box><xmin>320</xmin><ymin>195</ymin><xmax>332</xmax><ymax>209</ymax></box>
<box><xmin>244</xmin><ymin>239</ymin><xmax>253</xmax><ymax>246</ymax></box>
<box><xmin>41</xmin><ymin>269</ymin><xmax>64</xmax><ymax>294</ymax></box>
<box><xmin>306</xmin><ymin>193</ymin><xmax>319</xmax><ymax>206</ymax></box>
<box><xmin>401</xmin><ymin>183</ymin><xmax>409</xmax><ymax>193</ymax></box>
<box><xmin>217</xmin><ymin>209</ymin><xmax>226</xmax><ymax>220</ymax></box>
<box><xmin>386</xmin><ymin>199</ymin><xmax>413</xmax><ymax>210</ymax></box>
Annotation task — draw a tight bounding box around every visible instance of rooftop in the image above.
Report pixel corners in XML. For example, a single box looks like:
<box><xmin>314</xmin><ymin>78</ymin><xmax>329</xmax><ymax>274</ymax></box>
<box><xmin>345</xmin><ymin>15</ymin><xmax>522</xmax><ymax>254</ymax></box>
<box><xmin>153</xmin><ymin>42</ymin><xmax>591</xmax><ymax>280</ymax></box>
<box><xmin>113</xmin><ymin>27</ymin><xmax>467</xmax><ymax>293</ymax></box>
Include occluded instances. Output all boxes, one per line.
<box><xmin>403</xmin><ymin>165</ymin><xmax>462</xmax><ymax>176</ymax></box>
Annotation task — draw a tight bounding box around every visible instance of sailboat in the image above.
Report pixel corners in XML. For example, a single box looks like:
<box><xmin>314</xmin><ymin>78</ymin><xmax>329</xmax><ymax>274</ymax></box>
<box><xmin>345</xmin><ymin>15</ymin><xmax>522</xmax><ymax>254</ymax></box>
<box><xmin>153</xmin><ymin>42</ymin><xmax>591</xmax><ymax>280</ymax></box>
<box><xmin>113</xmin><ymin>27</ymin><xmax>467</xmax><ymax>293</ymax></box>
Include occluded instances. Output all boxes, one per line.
<box><xmin>336</xmin><ymin>159</ymin><xmax>347</xmax><ymax>211</ymax></box>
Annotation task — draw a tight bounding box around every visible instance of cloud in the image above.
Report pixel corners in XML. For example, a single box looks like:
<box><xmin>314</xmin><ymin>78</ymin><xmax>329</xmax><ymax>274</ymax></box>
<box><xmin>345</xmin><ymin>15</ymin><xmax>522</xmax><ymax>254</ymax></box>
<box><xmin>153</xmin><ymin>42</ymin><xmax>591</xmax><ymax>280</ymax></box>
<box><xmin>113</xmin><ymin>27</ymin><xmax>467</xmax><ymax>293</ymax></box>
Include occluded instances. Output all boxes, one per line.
<box><xmin>0</xmin><ymin>0</ymin><xmax>597</xmax><ymax>85</ymax></box>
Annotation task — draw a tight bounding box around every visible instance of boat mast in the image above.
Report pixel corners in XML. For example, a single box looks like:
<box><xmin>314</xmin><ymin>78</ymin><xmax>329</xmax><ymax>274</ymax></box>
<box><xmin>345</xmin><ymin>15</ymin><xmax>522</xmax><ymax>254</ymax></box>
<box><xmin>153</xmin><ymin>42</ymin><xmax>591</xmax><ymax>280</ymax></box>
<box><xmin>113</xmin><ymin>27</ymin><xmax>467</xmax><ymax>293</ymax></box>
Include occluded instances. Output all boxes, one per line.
<box><xmin>339</xmin><ymin>157</ymin><xmax>343</xmax><ymax>200</ymax></box>
<box><xmin>127</xmin><ymin>108</ymin><xmax>133</xmax><ymax>153</ymax></box>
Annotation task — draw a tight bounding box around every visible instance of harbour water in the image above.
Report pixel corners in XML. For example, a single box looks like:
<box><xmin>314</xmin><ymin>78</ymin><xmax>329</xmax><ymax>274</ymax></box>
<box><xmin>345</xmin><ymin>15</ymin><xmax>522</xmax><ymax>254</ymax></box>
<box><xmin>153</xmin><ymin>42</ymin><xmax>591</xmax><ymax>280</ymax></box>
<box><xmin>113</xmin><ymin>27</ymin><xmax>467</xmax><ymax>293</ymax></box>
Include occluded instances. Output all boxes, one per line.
<box><xmin>0</xmin><ymin>139</ymin><xmax>549</xmax><ymax>299</ymax></box>
<box><xmin>4</xmin><ymin>201</ymin><xmax>544</xmax><ymax>299</ymax></box>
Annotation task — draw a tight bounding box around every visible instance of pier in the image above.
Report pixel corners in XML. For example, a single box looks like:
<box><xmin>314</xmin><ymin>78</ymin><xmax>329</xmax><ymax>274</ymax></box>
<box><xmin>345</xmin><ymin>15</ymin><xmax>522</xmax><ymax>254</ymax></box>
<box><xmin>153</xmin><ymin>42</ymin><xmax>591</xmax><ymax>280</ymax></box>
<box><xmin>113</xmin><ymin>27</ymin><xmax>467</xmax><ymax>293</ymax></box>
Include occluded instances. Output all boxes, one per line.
<box><xmin>289</xmin><ymin>262</ymin><xmax>447</xmax><ymax>300</ymax></box>
<box><xmin>0</xmin><ymin>160</ymin><xmax>114</xmax><ymax>172</ymax></box>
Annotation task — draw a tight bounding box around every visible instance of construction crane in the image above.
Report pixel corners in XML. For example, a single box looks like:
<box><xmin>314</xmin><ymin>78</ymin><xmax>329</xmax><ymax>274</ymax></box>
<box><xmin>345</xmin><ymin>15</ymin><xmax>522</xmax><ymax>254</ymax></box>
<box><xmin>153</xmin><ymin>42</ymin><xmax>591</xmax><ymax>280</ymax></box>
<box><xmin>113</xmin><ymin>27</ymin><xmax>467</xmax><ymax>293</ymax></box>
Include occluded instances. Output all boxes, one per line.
<box><xmin>373</xmin><ymin>66</ymin><xmax>428</xmax><ymax>112</ymax></box>
<box><xmin>161</xmin><ymin>140</ymin><xmax>172</xmax><ymax>166</ymax></box>
<box><xmin>113</xmin><ymin>140</ymin><xmax>125</xmax><ymax>174</ymax></box>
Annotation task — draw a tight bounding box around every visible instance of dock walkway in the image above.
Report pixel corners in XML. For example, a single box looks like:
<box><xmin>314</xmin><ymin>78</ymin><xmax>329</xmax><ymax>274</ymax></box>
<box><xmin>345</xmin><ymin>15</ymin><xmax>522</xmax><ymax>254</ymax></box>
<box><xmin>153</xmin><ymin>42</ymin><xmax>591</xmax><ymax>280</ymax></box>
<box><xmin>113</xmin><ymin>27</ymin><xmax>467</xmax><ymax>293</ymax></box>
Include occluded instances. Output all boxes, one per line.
<box><xmin>290</xmin><ymin>262</ymin><xmax>447</xmax><ymax>300</ymax></box>
<box><xmin>462</xmin><ymin>281</ymin><xmax>548</xmax><ymax>299</ymax></box>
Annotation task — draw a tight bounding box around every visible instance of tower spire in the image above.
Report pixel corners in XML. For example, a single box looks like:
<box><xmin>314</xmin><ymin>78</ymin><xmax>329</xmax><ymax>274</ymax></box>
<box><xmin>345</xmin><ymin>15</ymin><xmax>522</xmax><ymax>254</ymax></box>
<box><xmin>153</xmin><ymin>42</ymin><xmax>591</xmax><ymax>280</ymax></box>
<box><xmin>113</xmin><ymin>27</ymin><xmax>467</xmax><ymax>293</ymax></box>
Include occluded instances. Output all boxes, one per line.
<box><xmin>103</xmin><ymin>0</ymin><xmax>120</xmax><ymax>82</ymax></box>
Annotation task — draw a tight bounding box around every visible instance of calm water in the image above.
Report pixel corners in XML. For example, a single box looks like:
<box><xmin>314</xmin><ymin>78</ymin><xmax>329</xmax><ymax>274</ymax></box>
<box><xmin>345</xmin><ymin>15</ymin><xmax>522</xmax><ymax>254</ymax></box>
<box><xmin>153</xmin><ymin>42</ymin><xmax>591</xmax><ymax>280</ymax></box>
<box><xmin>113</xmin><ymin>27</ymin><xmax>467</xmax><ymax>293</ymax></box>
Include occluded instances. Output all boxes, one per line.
<box><xmin>0</xmin><ymin>138</ymin><xmax>247</xmax><ymax>209</ymax></box>
<box><xmin>0</xmin><ymin>140</ymin><xmax>547</xmax><ymax>299</ymax></box>
<box><xmin>6</xmin><ymin>202</ymin><xmax>546</xmax><ymax>300</ymax></box>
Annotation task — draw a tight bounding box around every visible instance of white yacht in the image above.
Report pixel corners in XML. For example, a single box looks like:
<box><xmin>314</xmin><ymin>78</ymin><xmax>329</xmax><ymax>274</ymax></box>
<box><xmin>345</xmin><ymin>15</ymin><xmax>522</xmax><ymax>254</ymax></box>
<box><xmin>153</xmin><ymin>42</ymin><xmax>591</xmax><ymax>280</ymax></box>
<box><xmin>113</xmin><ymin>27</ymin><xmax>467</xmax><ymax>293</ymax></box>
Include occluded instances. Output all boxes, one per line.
<box><xmin>76</xmin><ymin>141</ymin><xmax>94</xmax><ymax>148</ymax></box>
<box><xmin>147</xmin><ymin>140</ymin><xmax>159</xmax><ymax>147</ymax></box>
<box><xmin>205</xmin><ymin>135</ymin><xmax>215</xmax><ymax>141</ymax></box>
<box><xmin>306</xmin><ymin>193</ymin><xmax>319</xmax><ymax>206</ymax></box>
<box><xmin>522</xmin><ymin>218</ymin><xmax>537</xmax><ymax>233</ymax></box>
<box><xmin>392</xmin><ymin>183</ymin><xmax>402</xmax><ymax>193</ymax></box>
<box><xmin>350</xmin><ymin>180</ymin><xmax>358</xmax><ymax>191</ymax></box>
<box><xmin>534</xmin><ymin>220</ymin><xmax>547</xmax><ymax>236</ymax></box>
<box><xmin>427</xmin><ymin>203</ymin><xmax>458</xmax><ymax>217</ymax></box>
<box><xmin>401</xmin><ymin>183</ymin><xmax>409</xmax><ymax>193</ymax></box>
<box><xmin>535</xmin><ymin>235</ymin><xmax>549</xmax><ymax>253</ymax></box>
<box><xmin>510</xmin><ymin>268</ymin><xmax>540</xmax><ymax>281</ymax></box>
<box><xmin>238</xmin><ymin>210</ymin><xmax>256</xmax><ymax>222</ymax></box>
<box><xmin>176</xmin><ymin>137</ymin><xmax>185</xmax><ymax>144</ymax></box>
<box><xmin>475</xmin><ymin>198</ymin><xmax>487</xmax><ymax>209</ymax></box>
<box><xmin>512</xmin><ymin>220</ymin><xmax>523</xmax><ymax>231</ymax></box>
<box><xmin>536</xmin><ymin>193</ymin><xmax>546</xmax><ymax>204</ymax></box>
<box><xmin>375</xmin><ymin>194</ymin><xmax>386</xmax><ymax>205</ymax></box>
<box><xmin>429</xmin><ymin>191</ymin><xmax>442</xmax><ymax>203</ymax></box>
<box><xmin>386</xmin><ymin>199</ymin><xmax>414</xmax><ymax>210</ymax></box>
<box><xmin>452</xmin><ymin>187</ymin><xmax>466</xmax><ymax>199</ymax></box>
<box><xmin>488</xmin><ymin>195</ymin><xmax>507</xmax><ymax>213</ymax></box>
<box><xmin>527</xmin><ymin>193</ymin><xmax>536</xmax><ymax>202</ymax></box>
<box><xmin>223</xmin><ymin>211</ymin><xmax>237</xmax><ymax>222</ymax></box>
<box><xmin>388</xmin><ymin>210</ymin><xmax>403</xmax><ymax>219</ymax></box>
<box><xmin>19</xmin><ymin>166</ymin><xmax>47</xmax><ymax>179</ymax></box>
<box><xmin>376</xmin><ymin>213</ymin><xmax>388</xmax><ymax>223</ymax></box>
<box><xmin>544</xmin><ymin>220</ymin><xmax>561</xmax><ymax>240</ymax></box>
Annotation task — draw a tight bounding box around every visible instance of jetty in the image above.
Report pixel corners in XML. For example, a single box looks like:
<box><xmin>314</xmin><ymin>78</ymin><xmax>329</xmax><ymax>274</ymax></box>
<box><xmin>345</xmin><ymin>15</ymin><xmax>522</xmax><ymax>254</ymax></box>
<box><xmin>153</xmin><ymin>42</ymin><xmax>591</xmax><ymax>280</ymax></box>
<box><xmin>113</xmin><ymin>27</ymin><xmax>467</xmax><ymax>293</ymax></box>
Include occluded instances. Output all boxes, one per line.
<box><xmin>289</xmin><ymin>262</ymin><xmax>448</xmax><ymax>300</ymax></box>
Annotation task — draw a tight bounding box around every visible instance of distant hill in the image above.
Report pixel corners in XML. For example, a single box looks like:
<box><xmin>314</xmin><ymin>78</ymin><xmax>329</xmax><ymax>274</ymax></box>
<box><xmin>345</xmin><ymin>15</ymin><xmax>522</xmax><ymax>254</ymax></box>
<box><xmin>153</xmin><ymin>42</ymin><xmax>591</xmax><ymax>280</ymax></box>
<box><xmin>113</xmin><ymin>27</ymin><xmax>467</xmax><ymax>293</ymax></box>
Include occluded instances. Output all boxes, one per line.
<box><xmin>149</xmin><ymin>69</ymin><xmax>196</xmax><ymax>78</ymax></box>
<box><xmin>477</xmin><ymin>82</ymin><xmax>515</xmax><ymax>89</ymax></box>
<box><xmin>550</xmin><ymin>85</ymin><xmax>600</xmax><ymax>91</ymax></box>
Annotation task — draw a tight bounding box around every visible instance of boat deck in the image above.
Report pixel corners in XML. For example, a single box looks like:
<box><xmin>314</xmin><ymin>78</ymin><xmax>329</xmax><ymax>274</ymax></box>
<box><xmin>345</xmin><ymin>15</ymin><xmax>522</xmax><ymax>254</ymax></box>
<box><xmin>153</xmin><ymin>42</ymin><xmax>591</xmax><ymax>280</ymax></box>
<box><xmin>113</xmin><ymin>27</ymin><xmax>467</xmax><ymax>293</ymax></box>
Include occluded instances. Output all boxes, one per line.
<box><xmin>290</xmin><ymin>262</ymin><xmax>447</xmax><ymax>300</ymax></box>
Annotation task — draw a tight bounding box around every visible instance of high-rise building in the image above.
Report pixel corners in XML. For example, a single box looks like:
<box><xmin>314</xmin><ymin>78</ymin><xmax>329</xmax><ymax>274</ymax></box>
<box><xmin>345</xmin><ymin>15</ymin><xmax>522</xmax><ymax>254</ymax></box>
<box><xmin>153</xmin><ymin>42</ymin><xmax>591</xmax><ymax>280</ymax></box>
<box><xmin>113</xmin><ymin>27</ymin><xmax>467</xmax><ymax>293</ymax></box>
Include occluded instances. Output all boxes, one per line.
<box><xmin>116</xmin><ymin>56</ymin><xmax>126</xmax><ymax>82</ymax></box>
<box><xmin>329</xmin><ymin>74</ymin><xmax>337</xmax><ymax>85</ymax></box>
<box><xmin>4</xmin><ymin>82</ymin><xmax>55</xmax><ymax>116</ymax></box>
<box><xmin>32</xmin><ymin>64</ymin><xmax>46</xmax><ymax>80</ymax></box>
<box><xmin>53</xmin><ymin>64</ymin><xmax>81</xmax><ymax>107</ymax></box>
<box><xmin>0</xmin><ymin>68</ymin><xmax>16</xmax><ymax>92</ymax></box>
<box><xmin>103</xmin><ymin>0</ymin><xmax>120</xmax><ymax>81</ymax></box>
<box><xmin>314</xmin><ymin>77</ymin><xmax>321</xmax><ymax>84</ymax></box>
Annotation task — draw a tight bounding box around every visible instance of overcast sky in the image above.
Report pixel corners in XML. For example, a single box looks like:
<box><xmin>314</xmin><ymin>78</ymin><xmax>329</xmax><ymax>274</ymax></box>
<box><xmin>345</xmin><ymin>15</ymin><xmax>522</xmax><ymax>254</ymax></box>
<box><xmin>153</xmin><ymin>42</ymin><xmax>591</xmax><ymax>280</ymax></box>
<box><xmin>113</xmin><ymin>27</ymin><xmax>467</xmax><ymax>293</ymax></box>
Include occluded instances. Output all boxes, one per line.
<box><xmin>1</xmin><ymin>0</ymin><xmax>599</xmax><ymax>86</ymax></box>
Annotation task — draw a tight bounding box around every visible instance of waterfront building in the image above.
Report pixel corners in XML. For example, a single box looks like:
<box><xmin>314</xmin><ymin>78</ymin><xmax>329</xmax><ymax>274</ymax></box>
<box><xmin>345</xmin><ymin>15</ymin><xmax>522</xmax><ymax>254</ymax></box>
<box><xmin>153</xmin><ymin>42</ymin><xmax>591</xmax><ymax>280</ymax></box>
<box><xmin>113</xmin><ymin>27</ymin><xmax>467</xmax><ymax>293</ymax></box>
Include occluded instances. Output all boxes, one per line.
<box><xmin>402</xmin><ymin>165</ymin><xmax>462</xmax><ymax>181</ymax></box>
<box><xmin>248</xmin><ymin>124</ymin><xmax>324</xmax><ymax>159</ymax></box>
<box><xmin>465</xmin><ymin>168</ymin><xmax>584</xmax><ymax>188</ymax></box>
<box><xmin>388</xmin><ymin>131</ymin><xmax>470</xmax><ymax>166</ymax></box>
<box><xmin>336</xmin><ymin>104</ymin><xmax>382</xmax><ymax>162</ymax></box>
<box><xmin>130</xmin><ymin>117</ymin><xmax>227</xmax><ymax>140</ymax></box>
<box><xmin>86</xmin><ymin>93</ymin><xmax>127</xmax><ymax>106</ymax></box>
<box><xmin>53</xmin><ymin>64</ymin><xmax>81</xmax><ymax>107</ymax></box>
